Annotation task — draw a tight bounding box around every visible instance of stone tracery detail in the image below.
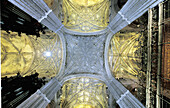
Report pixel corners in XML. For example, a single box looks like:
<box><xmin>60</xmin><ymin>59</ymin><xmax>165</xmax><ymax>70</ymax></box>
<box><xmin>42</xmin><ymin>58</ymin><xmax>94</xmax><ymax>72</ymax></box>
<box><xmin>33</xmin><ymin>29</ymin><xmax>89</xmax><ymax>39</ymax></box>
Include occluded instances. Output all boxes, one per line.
<box><xmin>62</xmin><ymin>0</ymin><xmax>110</xmax><ymax>32</ymax></box>
<box><xmin>1</xmin><ymin>30</ymin><xmax>63</xmax><ymax>78</ymax></box>
<box><xmin>1</xmin><ymin>31</ymin><xmax>34</xmax><ymax>77</ymax></box>
<box><xmin>108</xmin><ymin>32</ymin><xmax>145</xmax><ymax>79</ymax></box>
<box><xmin>28</xmin><ymin>31</ymin><xmax>63</xmax><ymax>78</ymax></box>
<box><xmin>5</xmin><ymin>0</ymin><xmax>164</xmax><ymax>107</ymax></box>
<box><xmin>65</xmin><ymin>34</ymin><xmax>106</xmax><ymax>75</ymax></box>
<box><xmin>60</xmin><ymin>77</ymin><xmax>108</xmax><ymax>108</ymax></box>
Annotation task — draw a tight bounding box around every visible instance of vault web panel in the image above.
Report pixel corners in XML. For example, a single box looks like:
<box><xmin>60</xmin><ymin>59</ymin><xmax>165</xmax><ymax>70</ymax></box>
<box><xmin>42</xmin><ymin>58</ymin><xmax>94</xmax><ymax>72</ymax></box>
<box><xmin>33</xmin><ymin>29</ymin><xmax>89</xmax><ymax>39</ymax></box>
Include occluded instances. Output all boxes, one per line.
<box><xmin>60</xmin><ymin>77</ymin><xmax>108</xmax><ymax>108</ymax></box>
<box><xmin>65</xmin><ymin>35</ymin><xmax>106</xmax><ymax>75</ymax></box>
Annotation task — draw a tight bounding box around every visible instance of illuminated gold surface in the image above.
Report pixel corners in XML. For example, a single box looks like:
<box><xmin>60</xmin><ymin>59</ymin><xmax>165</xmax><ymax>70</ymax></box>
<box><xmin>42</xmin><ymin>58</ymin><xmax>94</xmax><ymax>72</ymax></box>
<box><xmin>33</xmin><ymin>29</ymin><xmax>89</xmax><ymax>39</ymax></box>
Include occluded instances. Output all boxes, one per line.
<box><xmin>108</xmin><ymin>32</ymin><xmax>145</xmax><ymax>79</ymax></box>
<box><xmin>61</xmin><ymin>77</ymin><xmax>108</xmax><ymax>108</ymax></box>
<box><xmin>28</xmin><ymin>31</ymin><xmax>62</xmax><ymax>78</ymax></box>
<box><xmin>1</xmin><ymin>30</ymin><xmax>62</xmax><ymax>78</ymax></box>
<box><xmin>62</xmin><ymin>0</ymin><xmax>110</xmax><ymax>32</ymax></box>
<box><xmin>1</xmin><ymin>31</ymin><xmax>34</xmax><ymax>77</ymax></box>
<box><xmin>69</xmin><ymin>0</ymin><xmax>104</xmax><ymax>6</ymax></box>
<box><xmin>74</xmin><ymin>104</ymin><xmax>94</xmax><ymax>108</ymax></box>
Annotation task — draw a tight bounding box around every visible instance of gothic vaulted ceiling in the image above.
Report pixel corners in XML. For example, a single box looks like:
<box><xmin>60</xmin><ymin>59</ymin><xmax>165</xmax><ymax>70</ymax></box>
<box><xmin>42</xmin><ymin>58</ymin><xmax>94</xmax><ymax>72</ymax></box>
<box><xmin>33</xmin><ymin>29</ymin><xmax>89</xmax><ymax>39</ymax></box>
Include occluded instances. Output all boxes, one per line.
<box><xmin>1</xmin><ymin>0</ymin><xmax>164</xmax><ymax>108</ymax></box>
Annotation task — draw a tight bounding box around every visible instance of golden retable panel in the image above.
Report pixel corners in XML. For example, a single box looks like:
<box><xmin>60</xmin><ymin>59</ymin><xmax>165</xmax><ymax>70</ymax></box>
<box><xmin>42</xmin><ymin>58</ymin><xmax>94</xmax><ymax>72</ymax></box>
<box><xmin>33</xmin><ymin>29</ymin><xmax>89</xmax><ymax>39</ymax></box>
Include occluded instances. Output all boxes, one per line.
<box><xmin>1</xmin><ymin>30</ymin><xmax>63</xmax><ymax>78</ymax></box>
<box><xmin>62</xmin><ymin>0</ymin><xmax>110</xmax><ymax>32</ymax></box>
<box><xmin>108</xmin><ymin>32</ymin><xmax>145</xmax><ymax>79</ymax></box>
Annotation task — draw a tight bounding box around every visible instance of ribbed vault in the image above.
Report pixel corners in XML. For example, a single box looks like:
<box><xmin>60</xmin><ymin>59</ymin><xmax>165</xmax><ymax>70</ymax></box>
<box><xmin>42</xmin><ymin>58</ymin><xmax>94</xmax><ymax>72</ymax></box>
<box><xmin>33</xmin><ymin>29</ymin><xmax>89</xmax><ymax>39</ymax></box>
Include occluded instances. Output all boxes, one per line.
<box><xmin>60</xmin><ymin>77</ymin><xmax>108</xmax><ymax>108</ymax></box>
<box><xmin>1</xmin><ymin>30</ymin><xmax>63</xmax><ymax>78</ymax></box>
<box><xmin>108</xmin><ymin>32</ymin><xmax>145</xmax><ymax>79</ymax></box>
<box><xmin>6</xmin><ymin>0</ymin><xmax>164</xmax><ymax>108</ymax></box>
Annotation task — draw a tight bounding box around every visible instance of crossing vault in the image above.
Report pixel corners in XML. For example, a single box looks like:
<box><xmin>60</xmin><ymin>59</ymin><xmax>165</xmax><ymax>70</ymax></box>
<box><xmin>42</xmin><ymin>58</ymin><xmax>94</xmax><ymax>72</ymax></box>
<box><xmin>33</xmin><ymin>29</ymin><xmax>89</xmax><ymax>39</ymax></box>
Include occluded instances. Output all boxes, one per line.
<box><xmin>7</xmin><ymin>0</ymin><xmax>164</xmax><ymax>108</ymax></box>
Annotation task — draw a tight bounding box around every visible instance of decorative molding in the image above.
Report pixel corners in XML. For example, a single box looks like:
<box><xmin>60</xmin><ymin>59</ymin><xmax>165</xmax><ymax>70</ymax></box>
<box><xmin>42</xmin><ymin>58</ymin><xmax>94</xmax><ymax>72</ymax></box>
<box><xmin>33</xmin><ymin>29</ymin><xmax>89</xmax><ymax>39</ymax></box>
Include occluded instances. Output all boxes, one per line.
<box><xmin>104</xmin><ymin>32</ymin><xmax>115</xmax><ymax>79</ymax></box>
<box><xmin>38</xmin><ymin>10</ymin><xmax>52</xmax><ymax>22</ymax></box>
<box><xmin>118</xmin><ymin>12</ymin><xmax>131</xmax><ymax>24</ymax></box>
<box><xmin>116</xmin><ymin>90</ymin><xmax>130</xmax><ymax>104</ymax></box>
<box><xmin>60</xmin><ymin>74</ymin><xmax>107</xmax><ymax>84</ymax></box>
<box><xmin>107</xmin><ymin>26</ymin><xmax>115</xmax><ymax>35</ymax></box>
<box><xmin>36</xmin><ymin>90</ymin><xmax>50</xmax><ymax>103</ymax></box>
<box><xmin>55</xmin><ymin>25</ymin><xmax>64</xmax><ymax>33</ymax></box>
<box><xmin>63</xmin><ymin>27</ymin><xmax>108</xmax><ymax>36</ymax></box>
<box><xmin>55</xmin><ymin>31</ymin><xmax>67</xmax><ymax>79</ymax></box>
